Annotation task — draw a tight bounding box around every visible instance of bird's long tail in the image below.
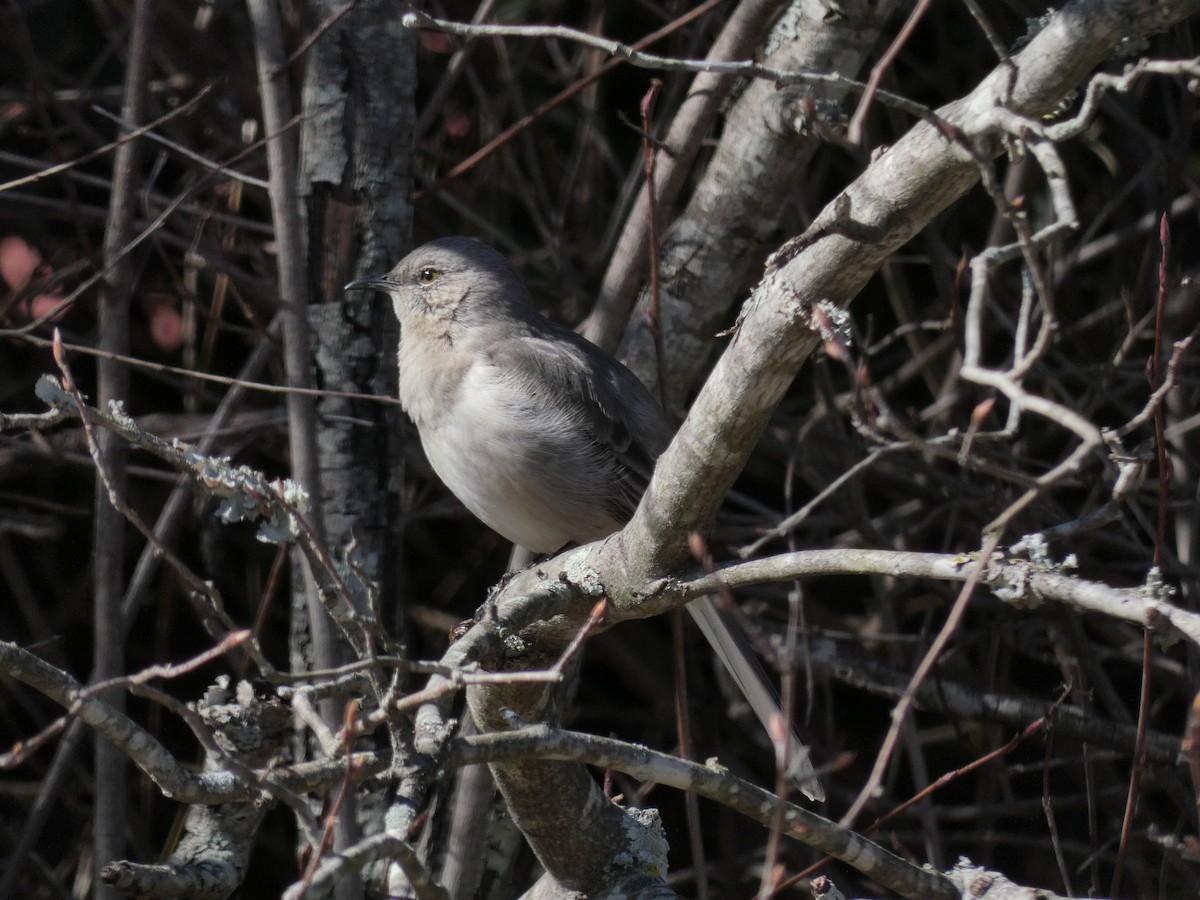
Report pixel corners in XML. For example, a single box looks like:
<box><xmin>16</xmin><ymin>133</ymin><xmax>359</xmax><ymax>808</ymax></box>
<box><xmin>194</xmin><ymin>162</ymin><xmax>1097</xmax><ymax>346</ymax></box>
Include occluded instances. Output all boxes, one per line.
<box><xmin>686</xmin><ymin>596</ymin><xmax>824</xmax><ymax>802</ymax></box>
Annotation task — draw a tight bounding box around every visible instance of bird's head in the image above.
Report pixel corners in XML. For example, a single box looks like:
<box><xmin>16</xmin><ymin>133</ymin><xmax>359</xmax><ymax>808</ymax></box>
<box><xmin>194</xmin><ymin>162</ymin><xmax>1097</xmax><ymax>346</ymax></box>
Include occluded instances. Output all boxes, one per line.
<box><xmin>345</xmin><ymin>237</ymin><xmax>536</xmax><ymax>342</ymax></box>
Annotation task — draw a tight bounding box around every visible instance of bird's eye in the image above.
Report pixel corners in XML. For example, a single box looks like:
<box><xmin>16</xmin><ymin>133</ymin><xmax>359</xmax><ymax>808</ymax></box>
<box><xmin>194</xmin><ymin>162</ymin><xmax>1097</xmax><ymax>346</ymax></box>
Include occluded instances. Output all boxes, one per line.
<box><xmin>417</xmin><ymin>267</ymin><xmax>440</xmax><ymax>285</ymax></box>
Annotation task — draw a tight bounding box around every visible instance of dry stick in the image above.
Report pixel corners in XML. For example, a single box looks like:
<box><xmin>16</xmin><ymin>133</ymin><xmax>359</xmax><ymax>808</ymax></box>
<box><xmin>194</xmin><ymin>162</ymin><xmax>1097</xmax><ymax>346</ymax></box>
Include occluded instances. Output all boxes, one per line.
<box><xmin>760</xmin><ymin>462</ymin><xmax>808</xmax><ymax>900</ymax></box>
<box><xmin>18</xmin><ymin>376</ymin><xmax>374</xmax><ymax>662</ymax></box>
<box><xmin>197</xmin><ymin>179</ymin><xmax>243</xmax><ymax>381</ymax></box>
<box><xmin>1</xmin><ymin>112</ymin><xmax>304</xmax><ymax>338</ymax></box>
<box><xmin>1151</xmin><ymin>215</ymin><xmax>1173</xmax><ymax>565</ymax></box>
<box><xmin>39</xmin><ymin>353</ymin><xmax>378</xmax><ymax>887</ymax></box>
<box><xmin>741</xmin><ymin>442</ymin><xmax>907</xmax><ymax>557</ymax></box>
<box><xmin>758</xmin><ymin>511</ymin><xmax>806</xmax><ymax>897</ymax></box>
<box><xmin>841</xmin><ymin>531</ymin><xmax>1003</xmax><ymax>828</ymax></box>
<box><xmin>0</xmin><ymin>173</ymin><xmax>99</xmax><ymax>900</ymax></box>
<box><xmin>3</xmin><ymin>632</ymin><xmax>253</xmax><ymax>769</ymax></box>
<box><xmin>0</xmin><ymin>88</ymin><xmax>212</xmax><ymax>194</ymax></box>
<box><xmin>489</xmin><ymin>36</ymin><xmax>561</xmax><ymax>253</ymax></box>
<box><xmin>669</xmin><ymin>598</ymin><xmax>709</xmax><ymax>899</ymax></box>
<box><xmin>958</xmin><ymin>177</ymin><xmax>1099</xmax><ymax>539</ymax></box>
<box><xmin>404</xmin><ymin>4</ymin><xmax>921</xmax><ymax>105</ymax></box>
<box><xmin>555</xmin><ymin>598</ymin><xmax>609</xmax><ymax>672</ymax></box>
<box><xmin>639</xmin><ymin>79</ymin><xmax>673</xmax><ymax>419</ymax></box>
<box><xmin>1116</xmin><ymin>322</ymin><xmax>1200</xmax><ymax>440</ymax></box>
<box><xmin>414</xmin><ymin>0</ymin><xmax>501</xmax><ymax>141</ymax></box>
<box><xmin>296</xmin><ymin>704</ymin><xmax>364</xmax><ymax>899</ymax></box>
<box><xmin>406</xmin><ymin>600</ymin><xmax>611</xmax><ymax>898</ymax></box>
<box><xmin>5</xmin><ymin>331</ymin><xmax>397</xmax><ymax>404</ymax></box>
<box><xmin>395</xmin><ymin>600</ymin><xmax>608</xmax><ymax>714</ymax></box>
<box><xmin>758</xmin><ymin>710</ymin><xmax>791</xmax><ymax>898</ymax></box>
<box><xmin>246</xmin><ymin>0</ymin><xmax>341</xmax><ymax>691</ymax></box>
<box><xmin>93</xmin><ymin>1</ymin><xmax>151</xmax><ymax>888</ymax></box>
<box><xmin>410</xmin><ymin>0</ymin><xmax>728</xmax><ymax>199</ymax></box>
<box><xmin>89</xmin><ymin>103</ymin><xmax>266</xmax><ymax>189</ymax></box>
<box><xmin>782</xmin><ymin>691</ymin><xmax>1068</xmax><ymax>893</ymax></box>
<box><xmin>1081</xmin><ymin>651</ymin><xmax>1102</xmax><ymax>896</ymax></box>
<box><xmin>883</xmin><ymin>691</ymin><xmax>1067</xmax><ymax>832</ymax></box>
<box><xmin>1042</xmin><ymin>711</ymin><xmax>1074</xmax><ymax>896</ymax></box>
<box><xmin>242</xmin><ymin>541</ymin><xmax>291</xmax><ymax>680</ymax></box>
<box><xmin>408</xmin><ymin>7</ymin><xmax>936</xmax><ymax>126</ymax></box>
<box><xmin>847</xmin><ymin>0</ymin><xmax>934</xmax><ymax>144</ymax></box>
<box><xmin>1112</xmin><ymin>213</ymin><xmax>1173</xmax><ymax>897</ymax></box>
<box><xmin>959</xmin><ymin>0</ymin><xmax>1010</xmax><ymax>59</ymax></box>
<box><xmin>1</xmin><ymin>641</ymin><xmax>395</xmax><ymax>804</ymax></box>
<box><xmin>54</xmin><ymin>330</ymin><xmax>327</xmax><ymax>865</ymax></box>
<box><xmin>3</xmin><ymin>693</ymin><xmax>79</xmax><ymax>769</ymax></box>
<box><xmin>1113</xmin><ymin>628</ymin><xmax>1161</xmax><ymax>897</ymax></box>
<box><xmin>587</xmin><ymin>0</ymin><xmax>782</xmax><ymax>352</ymax></box>
<box><xmin>452</xmin><ymin>725</ymin><xmax>957</xmax><ymax>900</ymax></box>
<box><xmin>286</xmin><ymin>834</ymin><xmax>447</xmax><ymax>900</ymax></box>
<box><xmin>277</xmin><ymin>0</ymin><xmax>362</xmax><ymax>75</ymax></box>
<box><xmin>639</xmin><ymin>77</ymin><xmax>708</xmax><ymax>891</ymax></box>
<box><xmin>120</xmin><ymin>317</ymin><xmax>291</xmax><ymax>630</ymax></box>
<box><xmin>266</xmin><ymin>490</ymin><xmax>375</xmax><ymax>658</ymax></box>
<box><xmin>127</xmin><ymin>680</ymin><xmax>323</xmax><ymax>847</ymax></box>
<box><xmin>50</xmin><ymin>334</ymin><xmax>250</xmax><ymax>650</ymax></box>
<box><xmin>119</xmin><ymin>633</ymin><xmax>251</xmax><ymax>685</ymax></box>
<box><xmin>0</xmin><ymin>643</ymin><xmax>288</xmax><ymax>813</ymax></box>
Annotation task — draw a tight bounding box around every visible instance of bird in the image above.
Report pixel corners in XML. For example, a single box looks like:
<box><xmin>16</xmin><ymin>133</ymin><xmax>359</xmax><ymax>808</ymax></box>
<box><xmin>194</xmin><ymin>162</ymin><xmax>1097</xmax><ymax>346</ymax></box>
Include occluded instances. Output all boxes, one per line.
<box><xmin>346</xmin><ymin>236</ymin><xmax>823</xmax><ymax>801</ymax></box>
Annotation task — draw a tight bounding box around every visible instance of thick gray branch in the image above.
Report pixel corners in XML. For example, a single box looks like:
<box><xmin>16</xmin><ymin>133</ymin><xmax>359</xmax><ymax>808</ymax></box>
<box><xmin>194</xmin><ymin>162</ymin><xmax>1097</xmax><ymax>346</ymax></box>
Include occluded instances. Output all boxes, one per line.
<box><xmin>623</xmin><ymin>0</ymin><xmax>1200</xmax><ymax>571</ymax></box>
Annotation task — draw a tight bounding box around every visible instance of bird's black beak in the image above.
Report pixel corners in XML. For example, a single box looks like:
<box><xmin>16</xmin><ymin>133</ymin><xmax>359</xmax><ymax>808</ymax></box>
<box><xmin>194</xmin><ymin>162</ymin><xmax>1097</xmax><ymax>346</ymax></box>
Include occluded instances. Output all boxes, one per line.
<box><xmin>344</xmin><ymin>277</ymin><xmax>390</xmax><ymax>292</ymax></box>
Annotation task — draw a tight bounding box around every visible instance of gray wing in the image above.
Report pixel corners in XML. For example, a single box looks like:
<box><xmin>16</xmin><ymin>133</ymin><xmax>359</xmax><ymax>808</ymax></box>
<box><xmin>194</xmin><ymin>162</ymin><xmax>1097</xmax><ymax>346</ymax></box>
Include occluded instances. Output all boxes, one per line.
<box><xmin>492</xmin><ymin>325</ymin><xmax>826</xmax><ymax>801</ymax></box>
<box><xmin>487</xmin><ymin>323</ymin><xmax>671</xmax><ymax>523</ymax></box>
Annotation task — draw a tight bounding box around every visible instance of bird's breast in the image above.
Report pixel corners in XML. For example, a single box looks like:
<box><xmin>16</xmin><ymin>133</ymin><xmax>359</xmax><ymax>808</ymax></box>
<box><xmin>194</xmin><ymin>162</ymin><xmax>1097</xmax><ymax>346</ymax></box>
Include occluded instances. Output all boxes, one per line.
<box><xmin>410</xmin><ymin>358</ymin><xmax>624</xmax><ymax>553</ymax></box>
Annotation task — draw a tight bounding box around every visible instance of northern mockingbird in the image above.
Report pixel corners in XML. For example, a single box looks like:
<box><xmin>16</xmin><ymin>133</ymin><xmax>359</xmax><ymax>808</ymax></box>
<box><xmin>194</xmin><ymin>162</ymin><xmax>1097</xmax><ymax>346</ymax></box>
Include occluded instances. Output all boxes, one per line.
<box><xmin>347</xmin><ymin>236</ymin><xmax>823</xmax><ymax>801</ymax></box>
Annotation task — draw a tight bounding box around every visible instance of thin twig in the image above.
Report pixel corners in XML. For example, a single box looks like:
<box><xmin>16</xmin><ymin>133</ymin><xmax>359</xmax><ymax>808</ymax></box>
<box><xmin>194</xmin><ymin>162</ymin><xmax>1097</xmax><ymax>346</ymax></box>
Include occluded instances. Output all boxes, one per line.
<box><xmin>839</xmin><ymin>532</ymin><xmax>1002</xmax><ymax>828</ymax></box>
<box><xmin>638</xmin><ymin>79</ymin><xmax>673</xmax><ymax>419</ymax></box>
<box><xmin>0</xmin><ymin>87</ymin><xmax>213</xmax><ymax>194</ymax></box>
<box><xmin>411</xmin><ymin>0</ymin><xmax>730</xmax><ymax>198</ymax></box>
<box><xmin>846</xmin><ymin>0</ymin><xmax>934</xmax><ymax>144</ymax></box>
<box><xmin>1112</xmin><ymin>213</ymin><xmax>1172</xmax><ymax>897</ymax></box>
